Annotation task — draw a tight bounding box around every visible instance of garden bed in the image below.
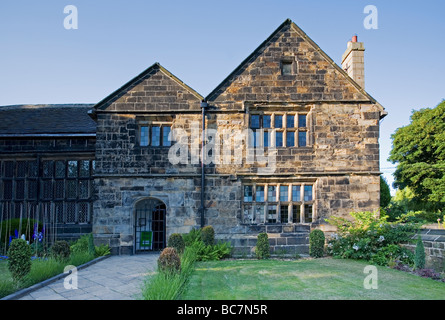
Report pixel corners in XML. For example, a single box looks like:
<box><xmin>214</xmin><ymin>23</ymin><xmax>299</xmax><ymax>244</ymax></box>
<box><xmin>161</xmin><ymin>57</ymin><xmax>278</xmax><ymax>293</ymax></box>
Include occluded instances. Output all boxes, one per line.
<box><xmin>0</xmin><ymin>233</ymin><xmax>110</xmax><ymax>299</ymax></box>
<box><xmin>0</xmin><ymin>254</ymin><xmax>110</xmax><ymax>300</ymax></box>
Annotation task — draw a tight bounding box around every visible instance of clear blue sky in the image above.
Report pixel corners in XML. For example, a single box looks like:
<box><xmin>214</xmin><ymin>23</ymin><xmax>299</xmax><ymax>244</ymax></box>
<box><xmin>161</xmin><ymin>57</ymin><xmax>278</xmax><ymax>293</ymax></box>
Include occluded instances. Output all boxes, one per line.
<box><xmin>1</xmin><ymin>0</ymin><xmax>444</xmax><ymax>194</ymax></box>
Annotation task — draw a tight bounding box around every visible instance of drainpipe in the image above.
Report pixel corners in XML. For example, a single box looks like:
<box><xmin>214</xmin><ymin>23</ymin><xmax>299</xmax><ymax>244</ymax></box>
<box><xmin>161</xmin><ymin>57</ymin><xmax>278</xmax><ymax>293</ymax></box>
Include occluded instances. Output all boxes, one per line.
<box><xmin>200</xmin><ymin>100</ymin><xmax>208</xmax><ymax>228</ymax></box>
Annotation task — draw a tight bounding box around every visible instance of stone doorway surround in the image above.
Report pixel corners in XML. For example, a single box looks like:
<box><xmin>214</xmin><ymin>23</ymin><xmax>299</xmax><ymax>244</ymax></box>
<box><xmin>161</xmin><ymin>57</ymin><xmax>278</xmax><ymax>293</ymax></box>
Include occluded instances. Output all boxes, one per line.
<box><xmin>134</xmin><ymin>197</ymin><xmax>166</xmax><ymax>254</ymax></box>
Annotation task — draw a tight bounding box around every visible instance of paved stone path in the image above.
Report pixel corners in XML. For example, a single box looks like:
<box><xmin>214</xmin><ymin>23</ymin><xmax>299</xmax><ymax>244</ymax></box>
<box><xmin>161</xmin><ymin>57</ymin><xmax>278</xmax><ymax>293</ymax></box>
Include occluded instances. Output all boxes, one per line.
<box><xmin>17</xmin><ymin>253</ymin><xmax>159</xmax><ymax>300</ymax></box>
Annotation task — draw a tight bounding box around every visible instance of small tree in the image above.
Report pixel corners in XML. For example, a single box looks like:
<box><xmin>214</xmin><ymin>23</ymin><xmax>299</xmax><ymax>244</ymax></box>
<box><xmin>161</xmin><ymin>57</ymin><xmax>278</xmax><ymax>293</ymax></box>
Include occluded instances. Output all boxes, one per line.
<box><xmin>309</xmin><ymin>229</ymin><xmax>325</xmax><ymax>258</ymax></box>
<box><xmin>157</xmin><ymin>247</ymin><xmax>181</xmax><ymax>275</ymax></box>
<box><xmin>201</xmin><ymin>226</ymin><xmax>215</xmax><ymax>246</ymax></box>
<box><xmin>255</xmin><ymin>233</ymin><xmax>270</xmax><ymax>259</ymax></box>
<box><xmin>51</xmin><ymin>240</ymin><xmax>71</xmax><ymax>261</ymax></box>
<box><xmin>380</xmin><ymin>176</ymin><xmax>391</xmax><ymax>208</ymax></box>
<box><xmin>414</xmin><ymin>235</ymin><xmax>425</xmax><ymax>270</ymax></box>
<box><xmin>7</xmin><ymin>238</ymin><xmax>32</xmax><ymax>282</ymax></box>
<box><xmin>168</xmin><ymin>233</ymin><xmax>185</xmax><ymax>254</ymax></box>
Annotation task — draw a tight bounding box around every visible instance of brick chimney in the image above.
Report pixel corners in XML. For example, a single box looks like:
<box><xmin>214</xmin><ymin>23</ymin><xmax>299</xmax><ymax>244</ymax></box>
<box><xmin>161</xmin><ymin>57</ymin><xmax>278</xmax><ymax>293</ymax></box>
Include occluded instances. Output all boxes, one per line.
<box><xmin>341</xmin><ymin>35</ymin><xmax>365</xmax><ymax>89</ymax></box>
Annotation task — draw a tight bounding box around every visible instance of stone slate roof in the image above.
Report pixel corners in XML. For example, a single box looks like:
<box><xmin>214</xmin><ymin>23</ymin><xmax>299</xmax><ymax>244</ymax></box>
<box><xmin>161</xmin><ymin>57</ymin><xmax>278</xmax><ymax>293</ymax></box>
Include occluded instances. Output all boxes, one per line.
<box><xmin>0</xmin><ymin>104</ymin><xmax>96</xmax><ymax>136</ymax></box>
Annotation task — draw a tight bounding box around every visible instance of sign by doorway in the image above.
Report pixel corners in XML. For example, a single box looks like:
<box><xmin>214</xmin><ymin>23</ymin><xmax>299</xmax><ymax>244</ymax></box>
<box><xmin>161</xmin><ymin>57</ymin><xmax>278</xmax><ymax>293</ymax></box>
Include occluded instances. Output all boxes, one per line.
<box><xmin>134</xmin><ymin>198</ymin><xmax>166</xmax><ymax>253</ymax></box>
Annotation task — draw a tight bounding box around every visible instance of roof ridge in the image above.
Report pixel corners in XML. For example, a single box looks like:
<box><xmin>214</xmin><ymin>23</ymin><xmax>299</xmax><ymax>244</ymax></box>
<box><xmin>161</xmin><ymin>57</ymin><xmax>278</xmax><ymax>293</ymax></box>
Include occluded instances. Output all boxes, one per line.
<box><xmin>205</xmin><ymin>18</ymin><xmax>385</xmax><ymax>114</ymax></box>
<box><xmin>205</xmin><ymin>19</ymin><xmax>292</xmax><ymax>101</ymax></box>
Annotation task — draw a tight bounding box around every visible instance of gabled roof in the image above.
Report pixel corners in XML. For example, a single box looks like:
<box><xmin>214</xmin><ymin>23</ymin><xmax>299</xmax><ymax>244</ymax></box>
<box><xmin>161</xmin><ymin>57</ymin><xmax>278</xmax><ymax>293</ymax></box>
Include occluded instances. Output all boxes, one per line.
<box><xmin>0</xmin><ymin>104</ymin><xmax>96</xmax><ymax>136</ymax></box>
<box><xmin>93</xmin><ymin>62</ymin><xmax>204</xmax><ymax>111</ymax></box>
<box><xmin>205</xmin><ymin>19</ymin><xmax>386</xmax><ymax>116</ymax></box>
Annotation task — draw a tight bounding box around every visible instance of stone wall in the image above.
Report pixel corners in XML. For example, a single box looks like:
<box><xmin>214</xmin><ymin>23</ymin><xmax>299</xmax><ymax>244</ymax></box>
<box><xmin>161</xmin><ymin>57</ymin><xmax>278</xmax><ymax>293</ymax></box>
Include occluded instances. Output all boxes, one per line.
<box><xmin>91</xmin><ymin>19</ymin><xmax>385</xmax><ymax>254</ymax></box>
<box><xmin>403</xmin><ymin>229</ymin><xmax>445</xmax><ymax>272</ymax></box>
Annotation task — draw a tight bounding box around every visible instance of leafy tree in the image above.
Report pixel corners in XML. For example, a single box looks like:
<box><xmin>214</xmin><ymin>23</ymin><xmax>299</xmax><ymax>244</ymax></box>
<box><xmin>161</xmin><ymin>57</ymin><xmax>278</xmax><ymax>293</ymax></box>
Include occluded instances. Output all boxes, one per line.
<box><xmin>389</xmin><ymin>100</ymin><xmax>445</xmax><ymax>206</ymax></box>
<box><xmin>380</xmin><ymin>176</ymin><xmax>391</xmax><ymax>208</ymax></box>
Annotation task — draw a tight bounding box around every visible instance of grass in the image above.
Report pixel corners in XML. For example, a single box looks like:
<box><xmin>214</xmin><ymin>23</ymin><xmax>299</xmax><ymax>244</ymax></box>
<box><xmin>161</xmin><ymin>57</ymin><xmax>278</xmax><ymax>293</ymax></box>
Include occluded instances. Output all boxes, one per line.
<box><xmin>181</xmin><ymin>257</ymin><xmax>445</xmax><ymax>300</ymax></box>
<box><xmin>141</xmin><ymin>246</ymin><xmax>197</xmax><ymax>300</ymax></box>
<box><xmin>0</xmin><ymin>252</ymin><xmax>95</xmax><ymax>299</ymax></box>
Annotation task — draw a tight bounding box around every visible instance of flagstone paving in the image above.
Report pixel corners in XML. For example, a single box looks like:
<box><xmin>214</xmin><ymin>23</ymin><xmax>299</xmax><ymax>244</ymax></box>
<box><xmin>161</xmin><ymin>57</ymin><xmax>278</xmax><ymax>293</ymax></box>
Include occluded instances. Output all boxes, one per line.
<box><xmin>17</xmin><ymin>253</ymin><xmax>159</xmax><ymax>300</ymax></box>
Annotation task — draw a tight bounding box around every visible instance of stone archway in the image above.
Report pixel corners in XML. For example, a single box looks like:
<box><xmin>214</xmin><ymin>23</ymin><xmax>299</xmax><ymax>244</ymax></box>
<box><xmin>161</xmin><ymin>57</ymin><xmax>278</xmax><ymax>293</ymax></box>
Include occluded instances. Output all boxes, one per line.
<box><xmin>134</xmin><ymin>198</ymin><xmax>166</xmax><ymax>253</ymax></box>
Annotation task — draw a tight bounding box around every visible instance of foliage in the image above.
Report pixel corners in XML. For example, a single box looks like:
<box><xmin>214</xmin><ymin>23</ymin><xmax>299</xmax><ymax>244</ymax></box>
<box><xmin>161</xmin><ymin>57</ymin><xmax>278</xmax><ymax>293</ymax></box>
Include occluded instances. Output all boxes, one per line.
<box><xmin>168</xmin><ymin>233</ymin><xmax>185</xmax><ymax>254</ymax></box>
<box><xmin>51</xmin><ymin>240</ymin><xmax>71</xmax><ymax>261</ymax></box>
<box><xmin>414</xmin><ymin>235</ymin><xmax>425</xmax><ymax>270</ymax></box>
<box><xmin>370</xmin><ymin>244</ymin><xmax>414</xmax><ymax>267</ymax></box>
<box><xmin>201</xmin><ymin>226</ymin><xmax>215</xmax><ymax>246</ymax></box>
<box><xmin>70</xmin><ymin>233</ymin><xmax>110</xmax><ymax>257</ymax></box>
<box><xmin>189</xmin><ymin>240</ymin><xmax>232</xmax><ymax>261</ymax></box>
<box><xmin>142</xmin><ymin>246</ymin><xmax>197</xmax><ymax>300</ymax></box>
<box><xmin>309</xmin><ymin>229</ymin><xmax>325</xmax><ymax>258</ymax></box>
<box><xmin>389</xmin><ymin>100</ymin><xmax>445</xmax><ymax>205</ymax></box>
<box><xmin>87</xmin><ymin>233</ymin><xmax>95</xmax><ymax>256</ymax></box>
<box><xmin>386</xmin><ymin>187</ymin><xmax>443</xmax><ymax>224</ymax></box>
<box><xmin>30</xmin><ymin>241</ymin><xmax>47</xmax><ymax>257</ymax></box>
<box><xmin>0</xmin><ymin>219</ymin><xmax>43</xmax><ymax>251</ymax></box>
<box><xmin>157</xmin><ymin>247</ymin><xmax>181</xmax><ymax>275</ymax></box>
<box><xmin>7</xmin><ymin>239</ymin><xmax>32</xmax><ymax>282</ymax></box>
<box><xmin>255</xmin><ymin>232</ymin><xmax>271</xmax><ymax>260</ymax></box>
<box><xmin>1</xmin><ymin>249</ymin><xmax>98</xmax><ymax>299</ymax></box>
<box><xmin>380</xmin><ymin>176</ymin><xmax>391</xmax><ymax>208</ymax></box>
<box><xmin>326</xmin><ymin>211</ymin><xmax>418</xmax><ymax>262</ymax></box>
<box><xmin>94</xmin><ymin>244</ymin><xmax>111</xmax><ymax>257</ymax></box>
<box><xmin>415</xmin><ymin>268</ymin><xmax>442</xmax><ymax>280</ymax></box>
<box><xmin>70</xmin><ymin>234</ymin><xmax>89</xmax><ymax>254</ymax></box>
<box><xmin>182</xmin><ymin>228</ymin><xmax>232</xmax><ymax>261</ymax></box>
<box><xmin>182</xmin><ymin>228</ymin><xmax>202</xmax><ymax>247</ymax></box>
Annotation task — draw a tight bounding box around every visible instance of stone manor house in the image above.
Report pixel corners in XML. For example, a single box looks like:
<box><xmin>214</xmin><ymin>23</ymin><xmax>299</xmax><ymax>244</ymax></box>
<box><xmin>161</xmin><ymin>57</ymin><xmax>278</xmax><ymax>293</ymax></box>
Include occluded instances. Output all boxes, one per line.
<box><xmin>0</xmin><ymin>20</ymin><xmax>387</xmax><ymax>255</ymax></box>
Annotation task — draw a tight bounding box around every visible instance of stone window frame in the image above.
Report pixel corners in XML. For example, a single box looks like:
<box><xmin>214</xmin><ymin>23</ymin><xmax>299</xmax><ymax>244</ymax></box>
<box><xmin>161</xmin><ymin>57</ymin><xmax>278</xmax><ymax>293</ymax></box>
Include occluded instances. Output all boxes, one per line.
<box><xmin>249</xmin><ymin>112</ymin><xmax>309</xmax><ymax>148</ymax></box>
<box><xmin>280</xmin><ymin>56</ymin><xmax>297</xmax><ymax>76</ymax></box>
<box><xmin>242</xmin><ymin>182</ymin><xmax>315</xmax><ymax>225</ymax></box>
<box><xmin>138</xmin><ymin>121</ymin><xmax>172</xmax><ymax>148</ymax></box>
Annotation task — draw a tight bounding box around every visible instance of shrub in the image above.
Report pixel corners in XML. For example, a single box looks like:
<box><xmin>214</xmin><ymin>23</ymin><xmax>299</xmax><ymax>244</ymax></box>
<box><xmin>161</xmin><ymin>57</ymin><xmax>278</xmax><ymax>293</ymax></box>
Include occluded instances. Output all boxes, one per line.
<box><xmin>255</xmin><ymin>232</ymin><xmax>270</xmax><ymax>260</ymax></box>
<box><xmin>158</xmin><ymin>247</ymin><xmax>181</xmax><ymax>275</ymax></box>
<box><xmin>309</xmin><ymin>229</ymin><xmax>325</xmax><ymax>258</ymax></box>
<box><xmin>70</xmin><ymin>234</ymin><xmax>89</xmax><ymax>254</ymax></box>
<box><xmin>142</xmin><ymin>246</ymin><xmax>197</xmax><ymax>300</ymax></box>
<box><xmin>182</xmin><ymin>228</ymin><xmax>202</xmax><ymax>246</ymax></box>
<box><xmin>94</xmin><ymin>244</ymin><xmax>111</xmax><ymax>257</ymax></box>
<box><xmin>30</xmin><ymin>240</ymin><xmax>47</xmax><ymax>257</ymax></box>
<box><xmin>370</xmin><ymin>244</ymin><xmax>414</xmax><ymax>267</ymax></box>
<box><xmin>201</xmin><ymin>226</ymin><xmax>215</xmax><ymax>246</ymax></box>
<box><xmin>415</xmin><ymin>268</ymin><xmax>442</xmax><ymax>280</ymax></box>
<box><xmin>168</xmin><ymin>233</ymin><xmax>185</xmax><ymax>254</ymax></box>
<box><xmin>190</xmin><ymin>240</ymin><xmax>232</xmax><ymax>261</ymax></box>
<box><xmin>414</xmin><ymin>235</ymin><xmax>425</xmax><ymax>270</ymax></box>
<box><xmin>7</xmin><ymin>239</ymin><xmax>32</xmax><ymax>282</ymax></box>
<box><xmin>326</xmin><ymin>211</ymin><xmax>418</xmax><ymax>261</ymax></box>
<box><xmin>51</xmin><ymin>240</ymin><xmax>71</xmax><ymax>261</ymax></box>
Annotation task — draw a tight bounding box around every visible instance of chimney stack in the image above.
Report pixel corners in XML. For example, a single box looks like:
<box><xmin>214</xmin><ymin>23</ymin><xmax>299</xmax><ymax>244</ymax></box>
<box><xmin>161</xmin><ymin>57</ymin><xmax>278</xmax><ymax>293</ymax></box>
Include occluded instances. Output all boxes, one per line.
<box><xmin>342</xmin><ymin>35</ymin><xmax>365</xmax><ymax>89</ymax></box>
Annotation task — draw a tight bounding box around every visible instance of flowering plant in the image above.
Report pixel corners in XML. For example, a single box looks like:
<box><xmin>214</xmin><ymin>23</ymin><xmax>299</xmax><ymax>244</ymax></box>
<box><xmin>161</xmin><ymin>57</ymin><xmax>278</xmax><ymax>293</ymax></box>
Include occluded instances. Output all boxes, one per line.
<box><xmin>326</xmin><ymin>211</ymin><xmax>419</xmax><ymax>262</ymax></box>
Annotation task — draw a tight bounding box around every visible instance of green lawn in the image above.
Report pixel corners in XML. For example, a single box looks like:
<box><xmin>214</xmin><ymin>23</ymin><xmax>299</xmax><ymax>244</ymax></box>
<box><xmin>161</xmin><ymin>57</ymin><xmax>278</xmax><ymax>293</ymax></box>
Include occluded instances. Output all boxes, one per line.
<box><xmin>181</xmin><ymin>258</ymin><xmax>445</xmax><ymax>300</ymax></box>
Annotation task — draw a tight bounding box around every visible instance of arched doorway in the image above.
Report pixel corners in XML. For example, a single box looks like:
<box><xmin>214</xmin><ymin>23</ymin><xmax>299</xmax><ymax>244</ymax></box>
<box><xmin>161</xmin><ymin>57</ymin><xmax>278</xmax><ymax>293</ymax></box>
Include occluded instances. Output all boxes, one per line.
<box><xmin>134</xmin><ymin>198</ymin><xmax>166</xmax><ymax>253</ymax></box>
